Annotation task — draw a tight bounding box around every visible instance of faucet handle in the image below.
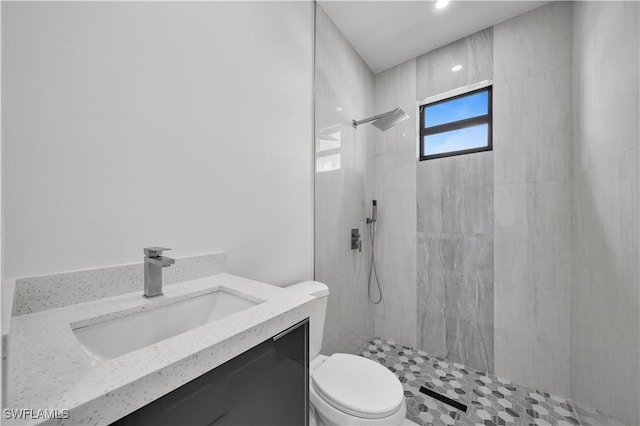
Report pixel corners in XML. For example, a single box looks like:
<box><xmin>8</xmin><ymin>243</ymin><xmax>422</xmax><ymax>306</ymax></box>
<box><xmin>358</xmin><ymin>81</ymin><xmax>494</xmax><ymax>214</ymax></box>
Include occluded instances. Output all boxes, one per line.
<box><xmin>144</xmin><ymin>247</ymin><xmax>172</xmax><ymax>257</ymax></box>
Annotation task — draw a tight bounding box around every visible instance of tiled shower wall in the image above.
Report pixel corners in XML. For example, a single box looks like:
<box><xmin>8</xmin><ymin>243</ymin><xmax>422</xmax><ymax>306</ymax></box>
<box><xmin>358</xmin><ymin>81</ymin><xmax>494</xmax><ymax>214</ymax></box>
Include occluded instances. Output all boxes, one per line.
<box><xmin>571</xmin><ymin>2</ymin><xmax>639</xmax><ymax>424</ymax></box>
<box><xmin>372</xmin><ymin>59</ymin><xmax>418</xmax><ymax>349</ymax></box>
<box><xmin>416</xmin><ymin>153</ymin><xmax>494</xmax><ymax>373</ymax></box>
<box><xmin>317</xmin><ymin>4</ymin><xmax>639</xmax><ymax>423</ymax></box>
<box><xmin>314</xmin><ymin>5</ymin><xmax>375</xmax><ymax>355</ymax></box>
<box><xmin>415</xmin><ymin>29</ymin><xmax>495</xmax><ymax>373</ymax></box>
<box><xmin>493</xmin><ymin>1</ymin><xmax>573</xmax><ymax>397</ymax></box>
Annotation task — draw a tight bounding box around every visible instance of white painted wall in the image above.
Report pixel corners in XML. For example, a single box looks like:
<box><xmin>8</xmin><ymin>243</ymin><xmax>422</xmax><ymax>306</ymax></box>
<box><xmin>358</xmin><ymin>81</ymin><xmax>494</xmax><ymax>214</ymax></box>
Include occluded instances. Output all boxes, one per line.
<box><xmin>1</xmin><ymin>2</ymin><xmax>314</xmax><ymax>285</ymax></box>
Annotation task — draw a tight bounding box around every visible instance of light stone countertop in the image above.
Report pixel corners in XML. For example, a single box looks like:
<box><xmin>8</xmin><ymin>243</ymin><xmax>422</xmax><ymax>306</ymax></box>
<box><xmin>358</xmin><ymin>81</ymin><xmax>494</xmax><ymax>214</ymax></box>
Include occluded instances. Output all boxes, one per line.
<box><xmin>5</xmin><ymin>273</ymin><xmax>315</xmax><ymax>426</ymax></box>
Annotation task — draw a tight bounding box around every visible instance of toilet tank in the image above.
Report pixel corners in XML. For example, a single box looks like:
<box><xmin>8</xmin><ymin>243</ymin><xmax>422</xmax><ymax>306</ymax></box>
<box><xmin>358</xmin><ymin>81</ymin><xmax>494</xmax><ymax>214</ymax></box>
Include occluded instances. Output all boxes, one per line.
<box><xmin>286</xmin><ymin>281</ymin><xmax>329</xmax><ymax>359</ymax></box>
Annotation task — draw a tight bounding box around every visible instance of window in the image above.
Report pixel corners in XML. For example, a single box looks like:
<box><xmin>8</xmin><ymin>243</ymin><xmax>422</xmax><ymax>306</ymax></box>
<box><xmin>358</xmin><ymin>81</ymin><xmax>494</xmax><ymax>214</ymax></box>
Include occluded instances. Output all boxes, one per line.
<box><xmin>419</xmin><ymin>86</ymin><xmax>492</xmax><ymax>160</ymax></box>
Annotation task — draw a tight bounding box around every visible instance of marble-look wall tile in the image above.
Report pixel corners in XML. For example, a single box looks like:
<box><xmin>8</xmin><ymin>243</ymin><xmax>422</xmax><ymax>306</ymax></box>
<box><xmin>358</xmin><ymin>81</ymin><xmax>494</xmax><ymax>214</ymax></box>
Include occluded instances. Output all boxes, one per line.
<box><xmin>418</xmin><ymin>153</ymin><xmax>494</xmax><ymax>236</ymax></box>
<box><xmin>416</xmin><ymin>28</ymin><xmax>493</xmax><ymax>100</ymax></box>
<box><xmin>371</xmin><ymin>191</ymin><xmax>417</xmax><ymax>348</ymax></box>
<box><xmin>374</xmin><ymin>144</ymin><xmax>416</xmax><ymax>194</ymax></box>
<box><xmin>494</xmin><ymin>1</ymin><xmax>572</xmax><ymax>86</ymax></box>
<box><xmin>417</xmin><ymin>232</ymin><xmax>447</xmax><ymax>357</ymax></box>
<box><xmin>375</xmin><ymin>60</ymin><xmax>417</xmax><ymax>146</ymax></box>
<box><xmin>572</xmin><ymin>2</ymin><xmax>640</xmax><ymax>174</ymax></box>
<box><xmin>571</xmin><ymin>3</ymin><xmax>639</xmax><ymax>423</ymax></box>
<box><xmin>494</xmin><ymin>180</ymin><xmax>572</xmax><ymax>294</ymax></box>
<box><xmin>493</xmin><ymin>1</ymin><xmax>573</xmax><ymax>398</ymax></box>
<box><xmin>494</xmin><ymin>286</ymin><xmax>571</xmax><ymax>395</ymax></box>
<box><xmin>315</xmin><ymin>5</ymin><xmax>375</xmax><ymax>355</ymax></box>
<box><xmin>494</xmin><ymin>180</ymin><xmax>572</xmax><ymax>396</ymax></box>
<box><xmin>13</xmin><ymin>252</ymin><xmax>226</xmax><ymax>316</ymax></box>
<box><xmin>572</xmin><ymin>161</ymin><xmax>640</xmax><ymax>422</ymax></box>
<box><xmin>446</xmin><ymin>233</ymin><xmax>494</xmax><ymax>371</ymax></box>
<box><xmin>417</xmin><ymin>152</ymin><xmax>494</xmax><ymax>373</ymax></box>
<box><xmin>415</xmin><ymin>25</ymin><xmax>494</xmax><ymax>374</ymax></box>
<box><xmin>493</xmin><ymin>67</ymin><xmax>572</xmax><ymax>185</ymax></box>
<box><xmin>372</xmin><ymin>59</ymin><xmax>418</xmax><ymax>349</ymax></box>
<box><xmin>493</xmin><ymin>185</ymin><xmax>572</xmax><ymax>394</ymax></box>
<box><xmin>315</xmin><ymin>178</ymin><xmax>375</xmax><ymax>355</ymax></box>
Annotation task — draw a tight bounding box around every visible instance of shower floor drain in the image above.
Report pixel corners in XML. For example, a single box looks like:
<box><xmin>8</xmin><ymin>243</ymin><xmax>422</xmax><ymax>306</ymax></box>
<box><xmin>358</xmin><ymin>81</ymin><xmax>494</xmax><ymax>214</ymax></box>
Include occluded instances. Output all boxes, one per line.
<box><xmin>360</xmin><ymin>338</ymin><xmax>593</xmax><ymax>426</ymax></box>
<box><xmin>419</xmin><ymin>386</ymin><xmax>468</xmax><ymax>412</ymax></box>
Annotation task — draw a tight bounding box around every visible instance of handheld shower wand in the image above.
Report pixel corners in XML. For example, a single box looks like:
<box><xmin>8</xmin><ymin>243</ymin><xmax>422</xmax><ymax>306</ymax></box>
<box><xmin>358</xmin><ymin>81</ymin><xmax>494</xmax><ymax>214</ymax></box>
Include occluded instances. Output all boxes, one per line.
<box><xmin>367</xmin><ymin>200</ymin><xmax>377</xmax><ymax>224</ymax></box>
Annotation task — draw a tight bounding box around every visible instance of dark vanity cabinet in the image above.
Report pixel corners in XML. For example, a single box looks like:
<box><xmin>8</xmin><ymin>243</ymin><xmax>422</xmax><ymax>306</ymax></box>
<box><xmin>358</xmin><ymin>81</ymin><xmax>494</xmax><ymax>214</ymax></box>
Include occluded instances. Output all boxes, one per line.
<box><xmin>111</xmin><ymin>319</ymin><xmax>309</xmax><ymax>426</ymax></box>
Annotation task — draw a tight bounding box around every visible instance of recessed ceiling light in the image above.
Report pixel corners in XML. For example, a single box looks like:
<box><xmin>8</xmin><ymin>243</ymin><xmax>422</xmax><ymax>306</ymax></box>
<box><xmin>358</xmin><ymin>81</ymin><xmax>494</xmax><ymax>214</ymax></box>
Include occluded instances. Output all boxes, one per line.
<box><xmin>402</xmin><ymin>133</ymin><xmax>406</xmax><ymax>136</ymax></box>
<box><xmin>336</xmin><ymin>107</ymin><xmax>343</xmax><ymax>112</ymax></box>
<box><xmin>435</xmin><ymin>0</ymin><xmax>449</xmax><ymax>10</ymax></box>
<box><xmin>451</xmin><ymin>64</ymin><xmax>462</xmax><ymax>72</ymax></box>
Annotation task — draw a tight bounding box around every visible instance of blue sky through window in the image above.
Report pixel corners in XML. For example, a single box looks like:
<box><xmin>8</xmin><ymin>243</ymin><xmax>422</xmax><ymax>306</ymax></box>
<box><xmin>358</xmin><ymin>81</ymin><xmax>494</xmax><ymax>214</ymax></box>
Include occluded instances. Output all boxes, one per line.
<box><xmin>425</xmin><ymin>90</ymin><xmax>488</xmax><ymax>128</ymax></box>
<box><xmin>424</xmin><ymin>124</ymin><xmax>488</xmax><ymax>156</ymax></box>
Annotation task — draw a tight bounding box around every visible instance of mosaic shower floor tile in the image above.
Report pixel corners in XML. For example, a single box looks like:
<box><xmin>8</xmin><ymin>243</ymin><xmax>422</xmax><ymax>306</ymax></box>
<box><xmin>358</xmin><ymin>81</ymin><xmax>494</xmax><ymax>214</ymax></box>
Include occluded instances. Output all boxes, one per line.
<box><xmin>358</xmin><ymin>338</ymin><xmax>623</xmax><ymax>426</ymax></box>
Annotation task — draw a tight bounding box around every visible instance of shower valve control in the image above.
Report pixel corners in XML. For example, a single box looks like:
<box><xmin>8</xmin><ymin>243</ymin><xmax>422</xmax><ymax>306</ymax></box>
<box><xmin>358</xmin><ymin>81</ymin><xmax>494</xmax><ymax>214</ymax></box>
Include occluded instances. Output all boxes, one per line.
<box><xmin>351</xmin><ymin>229</ymin><xmax>362</xmax><ymax>252</ymax></box>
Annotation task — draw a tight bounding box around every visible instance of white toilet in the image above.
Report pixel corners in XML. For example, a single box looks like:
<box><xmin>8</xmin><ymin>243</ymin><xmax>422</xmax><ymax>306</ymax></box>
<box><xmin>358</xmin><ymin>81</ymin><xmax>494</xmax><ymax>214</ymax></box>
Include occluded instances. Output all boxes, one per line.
<box><xmin>287</xmin><ymin>281</ymin><xmax>407</xmax><ymax>426</ymax></box>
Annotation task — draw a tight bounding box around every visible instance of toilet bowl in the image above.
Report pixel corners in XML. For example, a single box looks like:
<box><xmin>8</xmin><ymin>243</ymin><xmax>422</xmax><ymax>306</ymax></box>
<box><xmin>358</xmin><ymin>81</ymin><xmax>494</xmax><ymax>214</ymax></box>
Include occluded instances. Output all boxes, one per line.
<box><xmin>287</xmin><ymin>281</ymin><xmax>406</xmax><ymax>426</ymax></box>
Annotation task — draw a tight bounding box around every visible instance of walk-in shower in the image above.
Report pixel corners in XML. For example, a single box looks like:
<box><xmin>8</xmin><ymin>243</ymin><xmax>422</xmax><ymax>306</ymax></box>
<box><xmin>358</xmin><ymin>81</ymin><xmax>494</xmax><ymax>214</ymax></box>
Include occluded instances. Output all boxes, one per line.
<box><xmin>352</xmin><ymin>107</ymin><xmax>409</xmax><ymax>131</ymax></box>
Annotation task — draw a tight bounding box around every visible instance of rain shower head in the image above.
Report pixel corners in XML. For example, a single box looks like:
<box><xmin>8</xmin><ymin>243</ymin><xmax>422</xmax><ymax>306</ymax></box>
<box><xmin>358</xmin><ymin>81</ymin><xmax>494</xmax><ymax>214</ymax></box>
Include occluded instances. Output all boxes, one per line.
<box><xmin>352</xmin><ymin>107</ymin><xmax>410</xmax><ymax>131</ymax></box>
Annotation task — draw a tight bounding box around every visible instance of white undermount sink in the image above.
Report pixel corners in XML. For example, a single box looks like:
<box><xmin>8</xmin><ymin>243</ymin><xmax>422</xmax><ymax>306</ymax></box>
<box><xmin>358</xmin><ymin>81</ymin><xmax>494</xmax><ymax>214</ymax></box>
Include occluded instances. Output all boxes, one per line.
<box><xmin>73</xmin><ymin>290</ymin><xmax>259</xmax><ymax>362</ymax></box>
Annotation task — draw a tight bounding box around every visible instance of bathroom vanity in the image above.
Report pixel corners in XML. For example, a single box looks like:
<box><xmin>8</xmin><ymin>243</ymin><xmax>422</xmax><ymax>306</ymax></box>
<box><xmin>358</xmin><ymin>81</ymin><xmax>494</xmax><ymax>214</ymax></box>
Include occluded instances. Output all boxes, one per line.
<box><xmin>5</xmin><ymin>274</ymin><xmax>315</xmax><ymax>425</ymax></box>
<box><xmin>112</xmin><ymin>319</ymin><xmax>309</xmax><ymax>426</ymax></box>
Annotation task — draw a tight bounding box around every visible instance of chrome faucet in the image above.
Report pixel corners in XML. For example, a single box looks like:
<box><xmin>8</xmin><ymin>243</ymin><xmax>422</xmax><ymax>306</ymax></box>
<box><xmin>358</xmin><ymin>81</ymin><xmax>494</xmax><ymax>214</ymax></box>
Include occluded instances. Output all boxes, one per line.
<box><xmin>143</xmin><ymin>247</ymin><xmax>175</xmax><ymax>297</ymax></box>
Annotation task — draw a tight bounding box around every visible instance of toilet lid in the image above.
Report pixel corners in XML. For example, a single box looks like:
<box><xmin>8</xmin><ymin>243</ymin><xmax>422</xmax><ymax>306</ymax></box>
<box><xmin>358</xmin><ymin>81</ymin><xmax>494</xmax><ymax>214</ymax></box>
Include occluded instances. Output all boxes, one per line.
<box><xmin>311</xmin><ymin>353</ymin><xmax>404</xmax><ymax>419</ymax></box>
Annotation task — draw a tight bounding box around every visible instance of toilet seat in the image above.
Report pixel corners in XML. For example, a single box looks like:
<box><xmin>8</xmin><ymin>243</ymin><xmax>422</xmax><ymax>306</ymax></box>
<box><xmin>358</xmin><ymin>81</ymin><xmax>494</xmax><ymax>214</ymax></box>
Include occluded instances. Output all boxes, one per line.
<box><xmin>311</xmin><ymin>354</ymin><xmax>404</xmax><ymax>419</ymax></box>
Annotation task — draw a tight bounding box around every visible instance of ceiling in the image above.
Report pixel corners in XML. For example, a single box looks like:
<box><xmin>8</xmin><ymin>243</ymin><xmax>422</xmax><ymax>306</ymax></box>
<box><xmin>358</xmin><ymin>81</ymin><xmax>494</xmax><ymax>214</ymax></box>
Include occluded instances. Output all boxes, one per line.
<box><xmin>318</xmin><ymin>1</ymin><xmax>549</xmax><ymax>73</ymax></box>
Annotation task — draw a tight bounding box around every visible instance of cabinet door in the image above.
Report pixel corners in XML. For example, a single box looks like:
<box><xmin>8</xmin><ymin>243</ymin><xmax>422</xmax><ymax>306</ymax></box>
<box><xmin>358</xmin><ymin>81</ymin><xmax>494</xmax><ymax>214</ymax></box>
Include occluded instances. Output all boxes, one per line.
<box><xmin>111</xmin><ymin>319</ymin><xmax>309</xmax><ymax>426</ymax></box>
